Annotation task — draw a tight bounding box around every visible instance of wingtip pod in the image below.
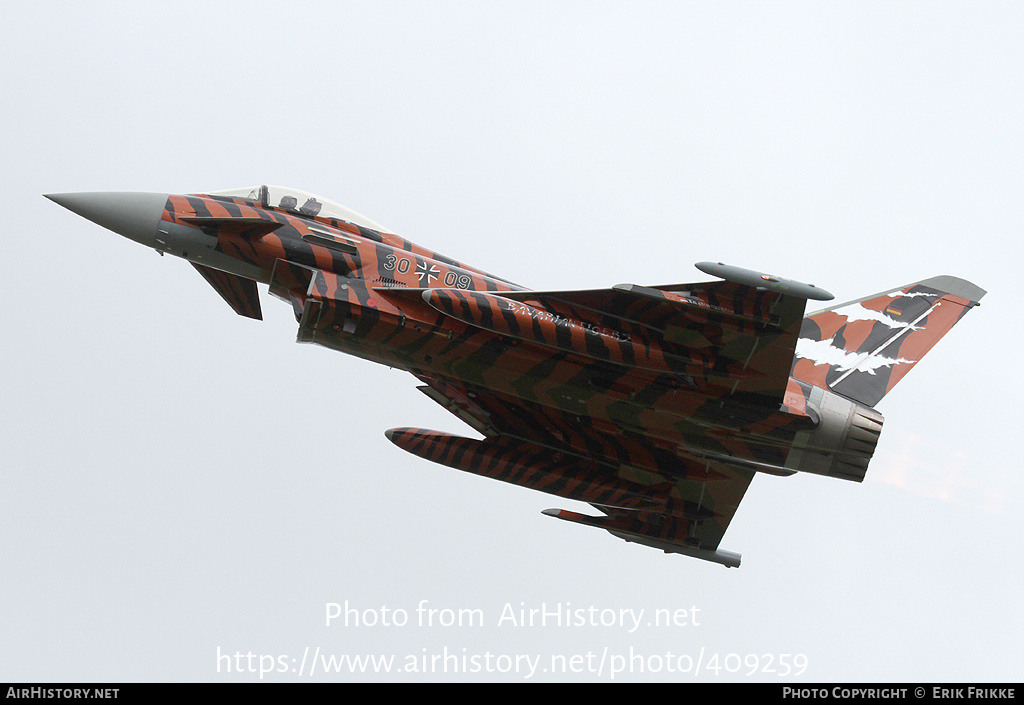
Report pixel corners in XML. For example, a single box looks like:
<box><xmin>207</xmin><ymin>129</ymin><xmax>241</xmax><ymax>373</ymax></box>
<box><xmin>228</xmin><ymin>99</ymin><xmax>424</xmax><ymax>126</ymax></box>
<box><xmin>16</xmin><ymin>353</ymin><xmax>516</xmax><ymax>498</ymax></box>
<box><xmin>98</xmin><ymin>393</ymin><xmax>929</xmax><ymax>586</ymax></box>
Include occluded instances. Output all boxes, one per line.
<box><xmin>696</xmin><ymin>261</ymin><xmax>834</xmax><ymax>301</ymax></box>
<box><xmin>542</xmin><ymin>508</ymin><xmax>742</xmax><ymax>568</ymax></box>
<box><xmin>609</xmin><ymin>531</ymin><xmax>742</xmax><ymax>568</ymax></box>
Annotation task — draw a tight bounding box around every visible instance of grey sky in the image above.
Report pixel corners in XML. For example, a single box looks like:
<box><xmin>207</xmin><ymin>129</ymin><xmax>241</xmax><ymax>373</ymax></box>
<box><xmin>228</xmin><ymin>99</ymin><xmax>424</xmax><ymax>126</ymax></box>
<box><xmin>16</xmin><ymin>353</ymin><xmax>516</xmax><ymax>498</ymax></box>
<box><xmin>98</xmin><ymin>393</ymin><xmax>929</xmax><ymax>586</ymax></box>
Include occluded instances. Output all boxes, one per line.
<box><xmin>2</xmin><ymin>1</ymin><xmax>1021</xmax><ymax>682</ymax></box>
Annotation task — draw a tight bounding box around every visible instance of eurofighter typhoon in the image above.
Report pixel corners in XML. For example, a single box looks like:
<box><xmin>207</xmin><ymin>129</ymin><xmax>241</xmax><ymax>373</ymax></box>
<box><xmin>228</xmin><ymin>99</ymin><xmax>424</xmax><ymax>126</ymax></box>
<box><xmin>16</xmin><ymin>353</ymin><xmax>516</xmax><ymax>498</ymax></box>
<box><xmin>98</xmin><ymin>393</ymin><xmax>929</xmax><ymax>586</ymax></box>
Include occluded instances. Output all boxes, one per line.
<box><xmin>47</xmin><ymin>186</ymin><xmax>985</xmax><ymax>567</ymax></box>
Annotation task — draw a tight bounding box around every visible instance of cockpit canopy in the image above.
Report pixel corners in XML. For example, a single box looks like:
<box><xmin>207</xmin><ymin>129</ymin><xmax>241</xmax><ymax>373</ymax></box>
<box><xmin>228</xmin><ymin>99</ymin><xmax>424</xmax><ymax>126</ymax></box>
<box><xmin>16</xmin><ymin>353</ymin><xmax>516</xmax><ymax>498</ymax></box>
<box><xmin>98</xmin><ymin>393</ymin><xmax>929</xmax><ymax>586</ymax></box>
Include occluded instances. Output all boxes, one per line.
<box><xmin>207</xmin><ymin>185</ymin><xmax>387</xmax><ymax>232</ymax></box>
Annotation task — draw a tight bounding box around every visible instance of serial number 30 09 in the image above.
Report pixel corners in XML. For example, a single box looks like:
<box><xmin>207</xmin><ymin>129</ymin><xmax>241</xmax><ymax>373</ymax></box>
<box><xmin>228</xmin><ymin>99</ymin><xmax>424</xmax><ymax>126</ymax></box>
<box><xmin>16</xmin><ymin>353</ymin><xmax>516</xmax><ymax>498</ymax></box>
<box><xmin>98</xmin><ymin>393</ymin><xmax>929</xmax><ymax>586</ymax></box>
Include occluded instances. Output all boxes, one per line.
<box><xmin>384</xmin><ymin>254</ymin><xmax>473</xmax><ymax>289</ymax></box>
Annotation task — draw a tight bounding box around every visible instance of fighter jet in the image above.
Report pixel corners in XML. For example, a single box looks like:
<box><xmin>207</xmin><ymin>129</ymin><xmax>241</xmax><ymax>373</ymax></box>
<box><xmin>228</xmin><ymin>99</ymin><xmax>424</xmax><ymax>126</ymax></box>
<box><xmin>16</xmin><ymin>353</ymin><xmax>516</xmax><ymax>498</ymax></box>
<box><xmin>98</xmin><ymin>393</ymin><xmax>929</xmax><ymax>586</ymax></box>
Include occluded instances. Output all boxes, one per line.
<box><xmin>47</xmin><ymin>186</ymin><xmax>985</xmax><ymax>567</ymax></box>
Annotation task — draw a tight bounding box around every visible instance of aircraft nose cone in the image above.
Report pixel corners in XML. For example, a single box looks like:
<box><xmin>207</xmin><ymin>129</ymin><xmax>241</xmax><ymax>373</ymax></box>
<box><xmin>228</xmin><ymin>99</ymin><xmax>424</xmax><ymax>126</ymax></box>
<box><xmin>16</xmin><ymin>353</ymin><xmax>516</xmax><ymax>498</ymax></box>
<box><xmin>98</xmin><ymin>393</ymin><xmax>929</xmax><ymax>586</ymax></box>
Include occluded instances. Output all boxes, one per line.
<box><xmin>45</xmin><ymin>192</ymin><xmax>169</xmax><ymax>249</ymax></box>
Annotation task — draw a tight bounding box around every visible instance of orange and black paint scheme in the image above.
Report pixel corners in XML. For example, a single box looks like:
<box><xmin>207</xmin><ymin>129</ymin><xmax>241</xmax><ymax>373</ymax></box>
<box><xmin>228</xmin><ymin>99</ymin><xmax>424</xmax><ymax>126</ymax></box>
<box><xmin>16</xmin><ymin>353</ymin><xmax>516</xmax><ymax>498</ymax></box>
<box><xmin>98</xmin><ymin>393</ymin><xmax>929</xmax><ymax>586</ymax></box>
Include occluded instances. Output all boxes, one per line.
<box><xmin>47</xmin><ymin>185</ymin><xmax>985</xmax><ymax>567</ymax></box>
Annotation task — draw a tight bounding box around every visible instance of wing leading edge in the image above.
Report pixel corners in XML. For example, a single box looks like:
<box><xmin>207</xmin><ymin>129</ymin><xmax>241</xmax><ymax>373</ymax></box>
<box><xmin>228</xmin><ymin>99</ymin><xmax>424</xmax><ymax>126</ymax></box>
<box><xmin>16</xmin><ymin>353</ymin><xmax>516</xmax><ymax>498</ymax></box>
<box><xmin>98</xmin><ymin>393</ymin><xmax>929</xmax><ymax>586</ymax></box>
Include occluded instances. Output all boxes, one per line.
<box><xmin>390</xmin><ymin>373</ymin><xmax>756</xmax><ymax>566</ymax></box>
<box><xmin>493</xmin><ymin>275</ymin><xmax>811</xmax><ymax>407</ymax></box>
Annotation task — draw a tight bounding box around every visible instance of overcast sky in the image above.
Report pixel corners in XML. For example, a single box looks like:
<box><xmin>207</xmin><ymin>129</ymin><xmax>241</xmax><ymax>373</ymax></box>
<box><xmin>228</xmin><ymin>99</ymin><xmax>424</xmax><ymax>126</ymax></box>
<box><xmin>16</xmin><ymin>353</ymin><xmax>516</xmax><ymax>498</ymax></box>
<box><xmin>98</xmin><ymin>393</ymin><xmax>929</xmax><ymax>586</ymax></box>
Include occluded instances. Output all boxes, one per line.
<box><xmin>2</xmin><ymin>1</ymin><xmax>1021</xmax><ymax>682</ymax></box>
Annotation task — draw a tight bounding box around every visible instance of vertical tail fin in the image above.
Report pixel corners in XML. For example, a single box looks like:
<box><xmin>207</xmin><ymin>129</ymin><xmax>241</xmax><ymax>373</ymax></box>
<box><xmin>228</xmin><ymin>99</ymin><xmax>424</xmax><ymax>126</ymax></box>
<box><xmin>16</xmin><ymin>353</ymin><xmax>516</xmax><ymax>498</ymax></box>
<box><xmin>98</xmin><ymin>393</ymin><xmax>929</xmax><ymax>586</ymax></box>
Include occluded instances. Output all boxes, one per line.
<box><xmin>790</xmin><ymin>276</ymin><xmax>985</xmax><ymax>407</ymax></box>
